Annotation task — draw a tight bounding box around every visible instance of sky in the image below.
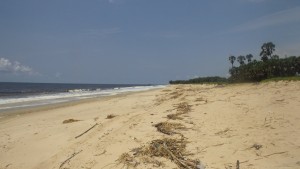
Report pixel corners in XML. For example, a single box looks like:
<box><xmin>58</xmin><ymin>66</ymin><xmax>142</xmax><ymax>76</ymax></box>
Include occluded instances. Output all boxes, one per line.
<box><xmin>1</xmin><ymin>0</ymin><xmax>300</xmax><ymax>84</ymax></box>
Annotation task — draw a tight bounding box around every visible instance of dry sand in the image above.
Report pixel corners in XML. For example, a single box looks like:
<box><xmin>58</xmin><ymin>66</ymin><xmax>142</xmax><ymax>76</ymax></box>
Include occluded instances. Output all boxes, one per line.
<box><xmin>0</xmin><ymin>81</ymin><xmax>300</xmax><ymax>169</ymax></box>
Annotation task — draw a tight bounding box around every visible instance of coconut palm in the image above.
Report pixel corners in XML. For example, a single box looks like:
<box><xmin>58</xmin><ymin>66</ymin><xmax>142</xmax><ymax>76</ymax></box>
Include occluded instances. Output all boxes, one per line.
<box><xmin>237</xmin><ymin>55</ymin><xmax>246</xmax><ymax>66</ymax></box>
<box><xmin>246</xmin><ymin>54</ymin><xmax>253</xmax><ymax>63</ymax></box>
<box><xmin>260</xmin><ymin>42</ymin><xmax>275</xmax><ymax>62</ymax></box>
<box><xmin>229</xmin><ymin>55</ymin><xmax>236</xmax><ymax>68</ymax></box>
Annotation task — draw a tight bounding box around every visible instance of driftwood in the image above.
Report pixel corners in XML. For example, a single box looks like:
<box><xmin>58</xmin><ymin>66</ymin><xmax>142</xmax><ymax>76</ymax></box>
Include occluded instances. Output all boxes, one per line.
<box><xmin>236</xmin><ymin>160</ymin><xmax>240</xmax><ymax>169</ymax></box>
<box><xmin>59</xmin><ymin>150</ymin><xmax>83</xmax><ymax>169</ymax></box>
<box><xmin>75</xmin><ymin>123</ymin><xmax>98</xmax><ymax>139</ymax></box>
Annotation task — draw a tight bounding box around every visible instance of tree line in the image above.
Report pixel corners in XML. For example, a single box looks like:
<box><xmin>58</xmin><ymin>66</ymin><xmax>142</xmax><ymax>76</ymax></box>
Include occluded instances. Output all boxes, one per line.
<box><xmin>228</xmin><ymin>42</ymin><xmax>300</xmax><ymax>82</ymax></box>
<box><xmin>169</xmin><ymin>76</ymin><xmax>227</xmax><ymax>84</ymax></box>
<box><xmin>169</xmin><ymin>42</ymin><xmax>300</xmax><ymax>84</ymax></box>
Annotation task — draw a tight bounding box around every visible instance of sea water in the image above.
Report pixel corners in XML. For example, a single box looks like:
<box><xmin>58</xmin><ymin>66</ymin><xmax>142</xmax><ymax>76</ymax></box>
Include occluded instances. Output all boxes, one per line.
<box><xmin>0</xmin><ymin>82</ymin><xmax>165</xmax><ymax>112</ymax></box>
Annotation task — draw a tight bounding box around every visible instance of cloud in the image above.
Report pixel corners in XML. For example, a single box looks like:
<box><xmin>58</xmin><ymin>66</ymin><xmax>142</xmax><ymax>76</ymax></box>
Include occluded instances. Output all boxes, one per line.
<box><xmin>233</xmin><ymin>6</ymin><xmax>300</xmax><ymax>32</ymax></box>
<box><xmin>0</xmin><ymin>58</ymin><xmax>37</xmax><ymax>75</ymax></box>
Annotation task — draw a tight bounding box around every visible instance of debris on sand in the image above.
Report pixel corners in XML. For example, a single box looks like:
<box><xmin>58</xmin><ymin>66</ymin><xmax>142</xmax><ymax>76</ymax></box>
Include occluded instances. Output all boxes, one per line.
<box><xmin>106</xmin><ymin>114</ymin><xmax>116</xmax><ymax>119</ymax></box>
<box><xmin>165</xmin><ymin>102</ymin><xmax>192</xmax><ymax>121</ymax></box>
<box><xmin>62</xmin><ymin>119</ymin><xmax>80</xmax><ymax>124</ymax></box>
<box><xmin>195</xmin><ymin>98</ymin><xmax>207</xmax><ymax>103</ymax></box>
<box><xmin>169</xmin><ymin>91</ymin><xmax>183</xmax><ymax>99</ymax></box>
<box><xmin>118</xmin><ymin>138</ymin><xmax>203</xmax><ymax>169</ymax></box>
<box><xmin>154</xmin><ymin>122</ymin><xmax>187</xmax><ymax>135</ymax></box>
<box><xmin>117</xmin><ymin>153</ymin><xmax>139</xmax><ymax>168</ymax></box>
<box><xmin>139</xmin><ymin>156</ymin><xmax>165</xmax><ymax>167</ymax></box>
<box><xmin>175</xmin><ymin>102</ymin><xmax>192</xmax><ymax>114</ymax></box>
<box><xmin>251</xmin><ymin>143</ymin><xmax>263</xmax><ymax>150</ymax></box>
<box><xmin>167</xmin><ymin>113</ymin><xmax>184</xmax><ymax>120</ymax></box>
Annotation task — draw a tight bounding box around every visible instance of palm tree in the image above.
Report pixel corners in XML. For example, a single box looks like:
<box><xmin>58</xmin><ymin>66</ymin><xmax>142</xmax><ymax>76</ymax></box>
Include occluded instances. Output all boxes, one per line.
<box><xmin>246</xmin><ymin>54</ymin><xmax>253</xmax><ymax>63</ymax></box>
<box><xmin>229</xmin><ymin>55</ymin><xmax>236</xmax><ymax>68</ymax></box>
<box><xmin>260</xmin><ymin>42</ymin><xmax>275</xmax><ymax>62</ymax></box>
<box><xmin>237</xmin><ymin>55</ymin><xmax>246</xmax><ymax>66</ymax></box>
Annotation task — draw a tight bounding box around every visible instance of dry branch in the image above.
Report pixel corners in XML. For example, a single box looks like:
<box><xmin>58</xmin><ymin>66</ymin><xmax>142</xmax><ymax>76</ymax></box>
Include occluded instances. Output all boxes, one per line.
<box><xmin>75</xmin><ymin>123</ymin><xmax>98</xmax><ymax>139</ymax></box>
<box><xmin>59</xmin><ymin>150</ymin><xmax>83</xmax><ymax>169</ymax></box>
<box><xmin>264</xmin><ymin>151</ymin><xmax>288</xmax><ymax>157</ymax></box>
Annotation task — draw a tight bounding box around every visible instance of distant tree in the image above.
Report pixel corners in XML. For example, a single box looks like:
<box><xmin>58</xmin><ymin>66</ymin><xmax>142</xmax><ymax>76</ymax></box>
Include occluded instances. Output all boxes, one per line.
<box><xmin>229</xmin><ymin>55</ymin><xmax>236</xmax><ymax>68</ymax></box>
<box><xmin>260</xmin><ymin>42</ymin><xmax>275</xmax><ymax>62</ymax></box>
<box><xmin>246</xmin><ymin>54</ymin><xmax>253</xmax><ymax>63</ymax></box>
<box><xmin>237</xmin><ymin>55</ymin><xmax>246</xmax><ymax>65</ymax></box>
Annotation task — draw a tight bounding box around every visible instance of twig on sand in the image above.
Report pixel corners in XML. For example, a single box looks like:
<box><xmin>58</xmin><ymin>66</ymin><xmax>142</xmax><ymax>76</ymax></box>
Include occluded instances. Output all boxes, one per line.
<box><xmin>100</xmin><ymin>163</ymin><xmax>116</xmax><ymax>169</ymax></box>
<box><xmin>59</xmin><ymin>150</ymin><xmax>83</xmax><ymax>169</ymax></box>
<box><xmin>75</xmin><ymin>123</ymin><xmax>98</xmax><ymax>139</ymax></box>
<box><xmin>95</xmin><ymin>150</ymin><xmax>107</xmax><ymax>156</ymax></box>
<box><xmin>5</xmin><ymin>164</ymin><xmax>12</xmax><ymax>168</ymax></box>
<box><xmin>264</xmin><ymin>151</ymin><xmax>288</xmax><ymax>157</ymax></box>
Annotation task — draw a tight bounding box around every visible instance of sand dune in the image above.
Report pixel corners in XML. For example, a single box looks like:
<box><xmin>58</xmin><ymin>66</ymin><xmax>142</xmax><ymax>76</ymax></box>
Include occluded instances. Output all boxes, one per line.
<box><xmin>1</xmin><ymin>81</ymin><xmax>300</xmax><ymax>169</ymax></box>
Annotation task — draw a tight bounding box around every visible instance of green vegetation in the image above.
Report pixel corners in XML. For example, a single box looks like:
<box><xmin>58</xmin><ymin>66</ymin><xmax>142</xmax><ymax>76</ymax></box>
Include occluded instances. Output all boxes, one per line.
<box><xmin>229</xmin><ymin>42</ymin><xmax>300</xmax><ymax>82</ymax></box>
<box><xmin>261</xmin><ymin>76</ymin><xmax>300</xmax><ymax>82</ymax></box>
<box><xmin>169</xmin><ymin>42</ymin><xmax>300</xmax><ymax>84</ymax></box>
<box><xmin>169</xmin><ymin>76</ymin><xmax>228</xmax><ymax>84</ymax></box>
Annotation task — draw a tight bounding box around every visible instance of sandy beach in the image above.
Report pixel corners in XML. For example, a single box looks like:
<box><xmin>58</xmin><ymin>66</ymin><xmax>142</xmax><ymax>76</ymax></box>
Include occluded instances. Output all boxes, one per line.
<box><xmin>1</xmin><ymin>81</ymin><xmax>300</xmax><ymax>169</ymax></box>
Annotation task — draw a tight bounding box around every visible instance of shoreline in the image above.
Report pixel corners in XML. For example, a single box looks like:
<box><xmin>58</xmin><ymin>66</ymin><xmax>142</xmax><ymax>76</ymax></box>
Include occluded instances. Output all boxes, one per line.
<box><xmin>0</xmin><ymin>88</ymin><xmax>164</xmax><ymax>121</ymax></box>
<box><xmin>0</xmin><ymin>81</ymin><xmax>299</xmax><ymax>169</ymax></box>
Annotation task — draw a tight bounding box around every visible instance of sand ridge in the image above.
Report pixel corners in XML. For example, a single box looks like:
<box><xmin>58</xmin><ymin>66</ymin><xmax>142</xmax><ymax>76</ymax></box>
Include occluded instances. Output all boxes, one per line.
<box><xmin>0</xmin><ymin>81</ymin><xmax>300</xmax><ymax>169</ymax></box>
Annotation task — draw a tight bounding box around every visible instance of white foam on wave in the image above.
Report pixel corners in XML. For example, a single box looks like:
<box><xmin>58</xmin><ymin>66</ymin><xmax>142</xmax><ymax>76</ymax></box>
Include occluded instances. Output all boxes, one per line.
<box><xmin>0</xmin><ymin>85</ymin><xmax>165</xmax><ymax>111</ymax></box>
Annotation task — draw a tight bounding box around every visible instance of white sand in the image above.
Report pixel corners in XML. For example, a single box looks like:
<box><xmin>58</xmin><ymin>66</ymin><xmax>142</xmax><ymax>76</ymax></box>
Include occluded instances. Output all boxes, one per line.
<box><xmin>0</xmin><ymin>81</ymin><xmax>300</xmax><ymax>169</ymax></box>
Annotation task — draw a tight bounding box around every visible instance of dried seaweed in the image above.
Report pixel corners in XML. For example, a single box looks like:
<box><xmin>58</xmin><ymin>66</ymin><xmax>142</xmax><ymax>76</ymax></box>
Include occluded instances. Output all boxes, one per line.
<box><xmin>125</xmin><ymin>138</ymin><xmax>201</xmax><ymax>169</ymax></box>
<box><xmin>117</xmin><ymin>153</ymin><xmax>139</xmax><ymax>168</ymax></box>
<box><xmin>175</xmin><ymin>102</ymin><xmax>192</xmax><ymax>114</ymax></box>
<box><xmin>195</xmin><ymin>98</ymin><xmax>207</xmax><ymax>103</ymax></box>
<box><xmin>106</xmin><ymin>114</ymin><xmax>116</xmax><ymax>119</ymax></box>
<box><xmin>167</xmin><ymin>113</ymin><xmax>184</xmax><ymax>120</ymax></box>
<box><xmin>62</xmin><ymin>119</ymin><xmax>80</xmax><ymax>124</ymax></box>
<box><xmin>139</xmin><ymin>156</ymin><xmax>165</xmax><ymax>167</ymax></box>
<box><xmin>169</xmin><ymin>91</ymin><xmax>183</xmax><ymax>99</ymax></box>
<box><xmin>154</xmin><ymin>122</ymin><xmax>187</xmax><ymax>135</ymax></box>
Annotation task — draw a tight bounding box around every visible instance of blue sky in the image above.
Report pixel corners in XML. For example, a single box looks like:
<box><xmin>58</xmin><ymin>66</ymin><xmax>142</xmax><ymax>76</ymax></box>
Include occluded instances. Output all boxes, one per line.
<box><xmin>1</xmin><ymin>0</ymin><xmax>300</xmax><ymax>84</ymax></box>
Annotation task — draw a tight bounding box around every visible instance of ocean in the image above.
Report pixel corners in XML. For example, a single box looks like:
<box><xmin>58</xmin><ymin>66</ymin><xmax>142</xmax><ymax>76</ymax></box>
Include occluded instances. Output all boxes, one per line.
<box><xmin>0</xmin><ymin>82</ymin><xmax>165</xmax><ymax>112</ymax></box>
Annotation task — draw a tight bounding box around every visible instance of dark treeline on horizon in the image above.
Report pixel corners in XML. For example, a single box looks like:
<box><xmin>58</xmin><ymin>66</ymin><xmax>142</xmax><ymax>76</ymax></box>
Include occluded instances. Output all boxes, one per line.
<box><xmin>169</xmin><ymin>76</ymin><xmax>227</xmax><ymax>84</ymax></box>
<box><xmin>170</xmin><ymin>42</ymin><xmax>300</xmax><ymax>84</ymax></box>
